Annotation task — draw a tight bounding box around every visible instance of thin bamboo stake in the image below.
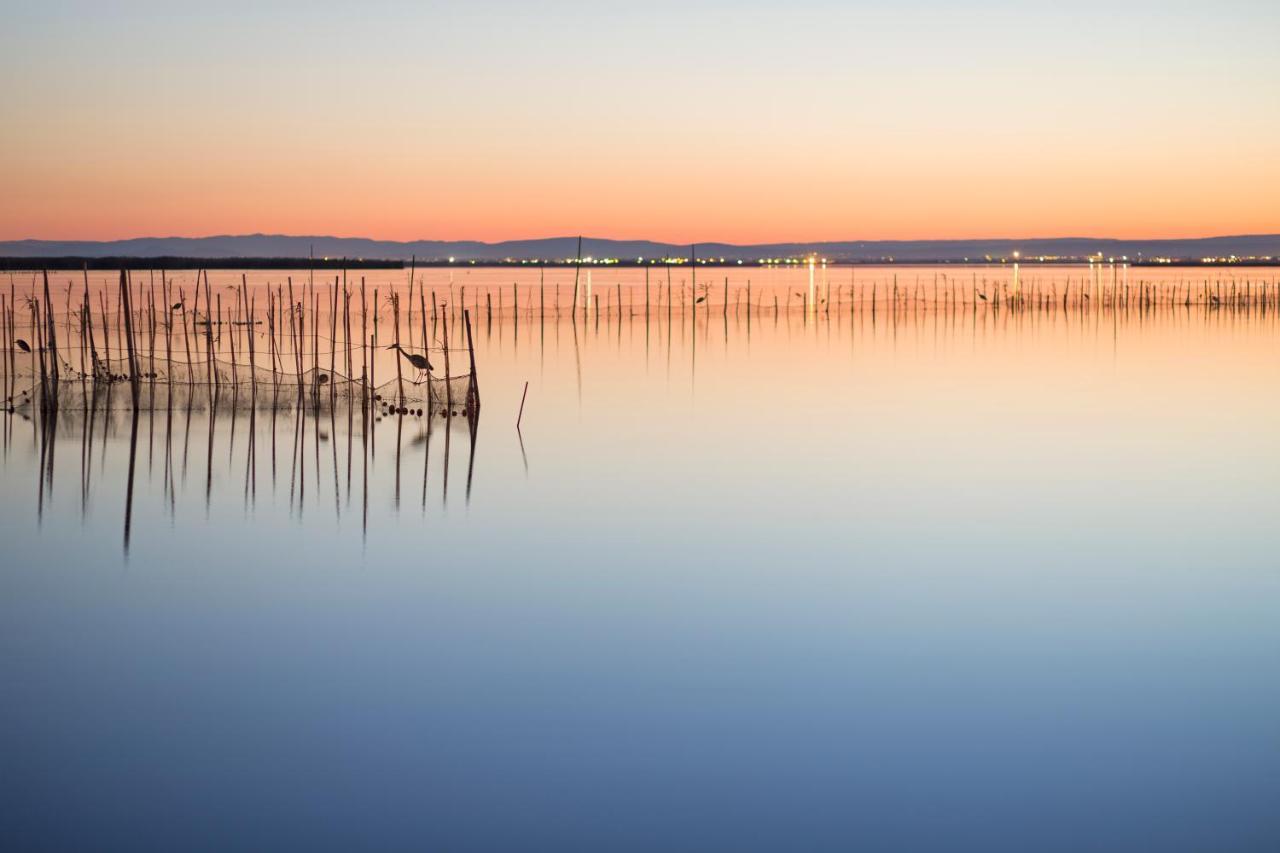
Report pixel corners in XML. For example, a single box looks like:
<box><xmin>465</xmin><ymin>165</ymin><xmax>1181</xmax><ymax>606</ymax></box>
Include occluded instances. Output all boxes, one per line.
<box><xmin>464</xmin><ymin>308</ymin><xmax>479</xmax><ymax>415</ymax></box>
<box><xmin>393</xmin><ymin>291</ymin><xmax>405</xmax><ymax>407</ymax></box>
<box><xmin>120</xmin><ymin>270</ymin><xmax>140</xmax><ymax>406</ymax></box>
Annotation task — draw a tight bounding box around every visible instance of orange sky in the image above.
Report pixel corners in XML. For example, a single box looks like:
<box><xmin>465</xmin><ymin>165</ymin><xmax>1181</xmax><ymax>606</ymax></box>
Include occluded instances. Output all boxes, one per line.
<box><xmin>3</xmin><ymin>2</ymin><xmax>1278</xmax><ymax>243</ymax></box>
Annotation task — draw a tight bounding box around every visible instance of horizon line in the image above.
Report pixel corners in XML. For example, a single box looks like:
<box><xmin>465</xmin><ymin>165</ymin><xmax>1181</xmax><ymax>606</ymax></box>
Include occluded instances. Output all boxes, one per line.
<box><xmin>5</xmin><ymin>231</ymin><xmax>1280</xmax><ymax>247</ymax></box>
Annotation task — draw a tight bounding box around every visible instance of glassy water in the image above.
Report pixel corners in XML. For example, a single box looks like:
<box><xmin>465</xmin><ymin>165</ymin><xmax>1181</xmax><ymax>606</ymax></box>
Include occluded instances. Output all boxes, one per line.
<box><xmin>3</xmin><ymin>266</ymin><xmax>1279</xmax><ymax>850</ymax></box>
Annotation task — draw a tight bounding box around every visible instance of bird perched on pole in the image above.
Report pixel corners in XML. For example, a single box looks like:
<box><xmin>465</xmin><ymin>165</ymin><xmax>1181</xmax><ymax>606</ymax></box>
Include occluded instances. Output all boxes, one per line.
<box><xmin>388</xmin><ymin>343</ymin><xmax>434</xmax><ymax>383</ymax></box>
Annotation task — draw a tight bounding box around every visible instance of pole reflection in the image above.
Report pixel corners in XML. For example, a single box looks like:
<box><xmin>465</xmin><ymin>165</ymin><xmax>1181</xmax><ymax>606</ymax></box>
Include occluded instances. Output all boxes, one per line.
<box><xmin>20</xmin><ymin>389</ymin><xmax>481</xmax><ymax>558</ymax></box>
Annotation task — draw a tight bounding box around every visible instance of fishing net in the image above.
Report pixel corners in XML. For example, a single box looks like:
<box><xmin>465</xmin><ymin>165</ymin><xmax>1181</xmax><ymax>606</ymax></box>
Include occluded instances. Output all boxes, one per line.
<box><xmin>4</xmin><ymin>351</ymin><xmax>476</xmax><ymax>415</ymax></box>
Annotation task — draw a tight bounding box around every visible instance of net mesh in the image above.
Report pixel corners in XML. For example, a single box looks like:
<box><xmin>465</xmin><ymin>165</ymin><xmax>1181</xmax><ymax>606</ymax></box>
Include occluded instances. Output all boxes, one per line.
<box><xmin>4</xmin><ymin>352</ymin><xmax>476</xmax><ymax>414</ymax></box>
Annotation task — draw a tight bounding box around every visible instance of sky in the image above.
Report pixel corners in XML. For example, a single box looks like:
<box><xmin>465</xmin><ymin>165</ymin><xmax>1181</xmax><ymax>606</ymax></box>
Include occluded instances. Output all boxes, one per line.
<box><xmin>2</xmin><ymin>0</ymin><xmax>1278</xmax><ymax>244</ymax></box>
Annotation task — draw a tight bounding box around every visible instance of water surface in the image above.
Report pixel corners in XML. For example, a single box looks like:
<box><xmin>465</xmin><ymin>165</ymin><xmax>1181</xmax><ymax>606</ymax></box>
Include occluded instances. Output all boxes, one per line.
<box><xmin>3</xmin><ymin>265</ymin><xmax>1279</xmax><ymax>851</ymax></box>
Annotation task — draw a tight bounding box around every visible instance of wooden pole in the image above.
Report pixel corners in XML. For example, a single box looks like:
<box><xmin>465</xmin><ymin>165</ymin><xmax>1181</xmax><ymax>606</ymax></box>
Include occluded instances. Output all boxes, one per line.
<box><xmin>570</xmin><ymin>235</ymin><xmax>582</xmax><ymax>322</ymax></box>
<box><xmin>464</xmin><ymin>308</ymin><xmax>479</xmax><ymax>415</ymax></box>
<box><xmin>441</xmin><ymin>312</ymin><xmax>452</xmax><ymax>416</ymax></box>
<box><xmin>119</xmin><ymin>269</ymin><xmax>140</xmax><ymax>406</ymax></box>
<box><xmin>393</xmin><ymin>291</ymin><xmax>405</xmax><ymax>406</ymax></box>
<box><xmin>42</xmin><ymin>271</ymin><xmax>60</xmax><ymax>410</ymax></box>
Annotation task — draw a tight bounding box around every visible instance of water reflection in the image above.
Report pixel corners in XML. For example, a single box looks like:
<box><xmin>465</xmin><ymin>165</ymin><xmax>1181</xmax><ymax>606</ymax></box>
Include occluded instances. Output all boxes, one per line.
<box><xmin>19</xmin><ymin>388</ymin><xmax>480</xmax><ymax>557</ymax></box>
<box><xmin>9</xmin><ymin>270</ymin><xmax>1277</xmax><ymax>562</ymax></box>
<box><xmin>4</xmin><ymin>267</ymin><xmax>1280</xmax><ymax>849</ymax></box>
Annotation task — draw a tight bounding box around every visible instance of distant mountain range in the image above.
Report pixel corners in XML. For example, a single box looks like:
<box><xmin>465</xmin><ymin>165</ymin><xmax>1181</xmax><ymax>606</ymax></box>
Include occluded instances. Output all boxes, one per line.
<box><xmin>2</xmin><ymin>233</ymin><xmax>1278</xmax><ymax>263</ymax></box>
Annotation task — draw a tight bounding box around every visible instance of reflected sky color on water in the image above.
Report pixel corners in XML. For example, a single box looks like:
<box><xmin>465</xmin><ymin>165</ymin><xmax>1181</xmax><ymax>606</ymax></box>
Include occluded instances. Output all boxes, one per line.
<box><xmin>2</xmin><ymin>266</ymin><xmax>1279</xmax><ymax>851</ymax></box>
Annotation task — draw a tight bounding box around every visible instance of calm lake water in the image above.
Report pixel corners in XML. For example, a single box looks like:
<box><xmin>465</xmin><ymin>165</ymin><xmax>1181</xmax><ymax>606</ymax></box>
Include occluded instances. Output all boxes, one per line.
<box><xmin>3</xmin><ymin>265</ymin><xmax>1280</xmax><ymax>851</ymax></box>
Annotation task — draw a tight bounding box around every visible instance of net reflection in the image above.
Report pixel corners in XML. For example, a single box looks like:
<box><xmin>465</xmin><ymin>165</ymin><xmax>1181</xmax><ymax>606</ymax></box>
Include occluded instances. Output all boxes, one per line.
<box><xmin>19</xmin><ymin>388</ymin><xmax>480</xmax><ymax>557</ymax></box>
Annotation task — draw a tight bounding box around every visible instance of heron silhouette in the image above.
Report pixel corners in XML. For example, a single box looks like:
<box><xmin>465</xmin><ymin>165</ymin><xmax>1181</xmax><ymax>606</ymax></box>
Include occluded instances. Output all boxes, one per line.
<box><xmin>388</xmin><ymin>343</ymin><xmax>434</xmax><ymax>382</ymax></box>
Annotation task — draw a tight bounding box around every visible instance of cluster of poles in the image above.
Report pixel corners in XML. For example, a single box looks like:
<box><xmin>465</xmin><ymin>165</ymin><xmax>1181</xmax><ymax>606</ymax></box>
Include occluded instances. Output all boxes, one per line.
<box><xmin>509</xmin><ymin>264</ymin><xmax>1280</xmax><ymax>323</ymax></box>
<box><xmin>353</xmin><ymin>257</ymin><xmax>1280</xmax><ymax>328</ymax></box>
<box><xmin>4</xmin><ymin>262</ymin><xmax>1276</xmax><ymax>417</ymax></box>
<box><xmin>1</xmin><ymin>266</ymin><xmax>481</xmax><ymax>421</ymax></box>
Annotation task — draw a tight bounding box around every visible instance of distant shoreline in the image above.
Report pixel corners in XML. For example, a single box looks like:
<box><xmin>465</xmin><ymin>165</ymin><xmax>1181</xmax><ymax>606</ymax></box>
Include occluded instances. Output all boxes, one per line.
<box><xmin>3</xmin><ymin>256</ymin><xmax>1278</xmax><ymax>271</ymax></box>
<box><xmin>2</xmin><ymin>233</ymin><xmax>1277</xmax><ymax>268</ymax></box>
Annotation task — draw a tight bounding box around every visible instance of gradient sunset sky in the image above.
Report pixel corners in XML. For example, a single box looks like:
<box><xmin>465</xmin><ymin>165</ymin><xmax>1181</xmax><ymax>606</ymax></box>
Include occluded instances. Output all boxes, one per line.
<box><xmin>3</xmin><ymin>1</ymin><xmax>1277</xmax><ymax>243</ymax></box>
